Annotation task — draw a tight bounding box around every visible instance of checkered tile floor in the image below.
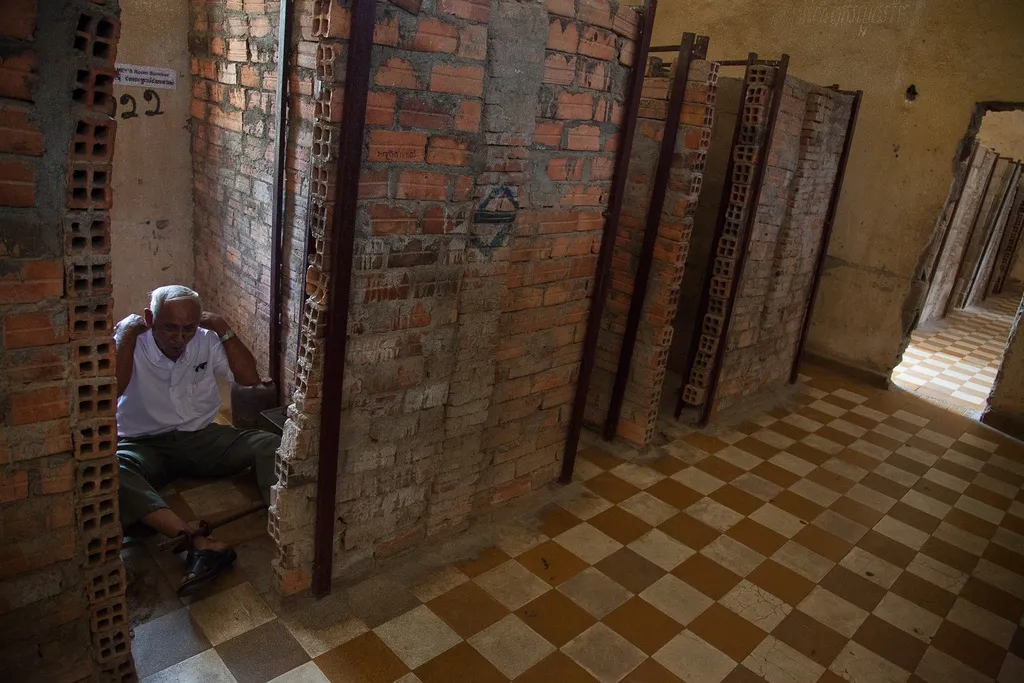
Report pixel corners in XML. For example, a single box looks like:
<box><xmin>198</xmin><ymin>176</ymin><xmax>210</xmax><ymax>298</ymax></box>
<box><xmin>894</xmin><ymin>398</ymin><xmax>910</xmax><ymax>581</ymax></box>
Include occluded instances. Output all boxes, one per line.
<box><xmin>130</xmin><ymin>364</ymin><xmax>1024</xmax><ymax>683</ymax></box>
<box><xmin>892</xmin><ymin>288</ymin><xmax>1022</xmax><ymax>417</ymax></box>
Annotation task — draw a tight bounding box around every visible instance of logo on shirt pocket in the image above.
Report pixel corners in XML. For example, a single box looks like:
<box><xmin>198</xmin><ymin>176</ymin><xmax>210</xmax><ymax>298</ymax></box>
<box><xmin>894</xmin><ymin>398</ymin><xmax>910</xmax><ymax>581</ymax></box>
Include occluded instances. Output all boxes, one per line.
<box><xmin>194</xmin><ymin>362</ymin><xmax>207</xmax><ymax>373</ymax></box>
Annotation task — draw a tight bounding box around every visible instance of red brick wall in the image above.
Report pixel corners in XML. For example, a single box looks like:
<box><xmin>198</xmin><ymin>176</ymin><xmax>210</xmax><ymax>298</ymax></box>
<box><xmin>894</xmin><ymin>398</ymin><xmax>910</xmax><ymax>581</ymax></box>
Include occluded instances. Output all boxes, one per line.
<box><xmin>0</xmin><ymin>0</ymin><xmax>135</xmax><ymax>680</ymax></box>
<box><xmin>189</xmin><ymin>0</ymin><xmax>310</xmax><ymax>387</ymax></box>
<box><xmin>270</xmin><ymin>0</ymin><xmax>641</xmax><ymax>593</ymax></box>
<box><xmin>585</xmin><ymin>56</ymin><xmax>718</xmax><ymax>445</ymax></box>
<box><xmin>713</xmin><ymin>80</ymin><xmax>855</xmax><ymax>415</ymax></box>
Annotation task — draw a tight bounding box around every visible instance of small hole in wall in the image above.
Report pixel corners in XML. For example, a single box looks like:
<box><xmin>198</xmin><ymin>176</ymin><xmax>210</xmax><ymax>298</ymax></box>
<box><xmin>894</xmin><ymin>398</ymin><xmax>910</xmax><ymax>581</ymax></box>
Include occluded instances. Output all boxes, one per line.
<box><xmin>905</xmin><ymin>85</ymin><xmax>918</xmax><ymax>102</ymax></box>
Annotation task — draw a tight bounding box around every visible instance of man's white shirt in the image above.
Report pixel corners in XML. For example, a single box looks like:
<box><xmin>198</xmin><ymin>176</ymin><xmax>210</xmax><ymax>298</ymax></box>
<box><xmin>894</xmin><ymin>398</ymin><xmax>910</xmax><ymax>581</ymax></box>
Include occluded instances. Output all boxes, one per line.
<box><xmin>117</xmin><ymin>328</ymin><xmax>234</xmax><ymax>437</ymax></box>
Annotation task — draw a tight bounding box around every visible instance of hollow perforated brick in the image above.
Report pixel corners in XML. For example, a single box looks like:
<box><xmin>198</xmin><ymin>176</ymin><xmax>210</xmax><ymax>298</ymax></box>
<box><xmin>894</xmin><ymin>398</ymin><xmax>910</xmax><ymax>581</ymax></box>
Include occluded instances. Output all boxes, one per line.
<box><xmin>697</xmin><ymin>334</ymin><xmax>718</xmax><ymax>356</ymax></box>
<box><xmin>79</xmin><ymin>459</ymin><xmax>117</xmax><ymax>500</ymax></box>
<box><xmin>67</xmin><ymin>163</ymin><xmax>113</xmax><ymax>209</ymax></box>
<box><xmin>84</xmin><ymin>524</ymin><xmax>122</xmax><ymax>568</ymax></box>
<box><xmin>69</xmin><ymin>298</ymin><xmax>112</xmax><ymax>340</ymax></box>
<box><xmin>89</xmin><ymin>596</ymin><xmax>127</xmax><ymax>634</ymax></box>
<box><xmin>73</xmin><ymin>340</ymin><xmax>114</xmax><ymax>377</ymax></box>
<box><xmin>315</xmin><ymin>42</ymin><xmax>345</xmax><ymax>83</ymax></box>
<box><xmin>747</xmin><ymin>65</ymin><xmax>775</xmax><ymax>86</ymax></box>
<box><xmin>92</xmin><ymin>623</ymin><xmax>130</xmax><ymax>663</ymax></box>
<box><xmin>682</xmin><ymin>383</ymin><xmax>706</xmax><ymax>405</ymax></box>
<box><xmin>729</xmin><ymin>183</ymin><xmax>751</xmax><ymax>206</ymax></box>
<box><xmin>73</xmin><ymin>12</ymin><xmax>119</xmax><ymax>63</ymax></box>
<box><xmin>72</xmin><ymin>68</ymin><xmax>116</xmax><ymax>115</ymax></box>
<box><xmin>85</xmin><ymin>563</ymin><xmax>126</xmax><ymax>604</ymax></box>
<box><xmin>314</xmin><ymin>83</ymin><xmax>344</xmax><ymax>123</ymax></box>
<box><xmin>75</xmin><ymin>380</ymin><xmax>116</xmax><ymax>419</ymax></box>
<box><xmin>65</xmin><ymin>213</ymin><xmax>111</xmax><ymax>255</ymax></box>
<box><xmin>67</xmin><ymin>260</ymin><xmax>113</xmax><ymax>297</ymax></box>
<box><xmin>737</xmin><ymin>125</ymin><xmax>763</xmax><ymax>147</ymax></box>
<box><xmin>98</xmin><ymin>656</ymin><xmax>137</xmax><ymax>683</ymax></box>
<box><xmin>70</xmin><ymin>119</ymin><xmax>115</xmax><ymax>162</ymax></box>
<box><xmin>733</xmin><ymin>145</ymin><xmax>759</xmax><ymax>164</ymax></box>
<box><xmin>742</xmin><ymin>105</ymin><xmax>766</xmax><ymax>127</ymax></box>
<box><xmin>709</xmin><ymin>277</ymin><xmax>731</xmax><ymax>299</ymax></box>
<box><xmin>310</xmin><ymin>164</ymin><xmax>336</xmax><ymax>203</ymax></box>
<box><xmin>702</xmin><ymin>313</ymin><xmax>725</xmax><ymax>337</ymax></box>
<box><xmin>717</xmin><ymin>235</ymin><xmax>739</xmax><ymax>259</ymax></box>
<box><xmin>311</xmin><ymin>122</ymin><xmax>339</xmax><ymax>166</ymax></box>
<box><xmin>81</xmin><ymin>496</ymin><xmax>118</xmax><ymax>534</ymax></box>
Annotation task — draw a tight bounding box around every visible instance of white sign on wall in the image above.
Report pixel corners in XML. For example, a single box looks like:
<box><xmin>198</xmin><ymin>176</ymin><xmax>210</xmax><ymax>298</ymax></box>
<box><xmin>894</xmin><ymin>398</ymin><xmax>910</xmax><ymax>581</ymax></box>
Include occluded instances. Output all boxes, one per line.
<box><xmin>114</xmin><ymin>63</ymin><xmax>177</xmax><ymax>90</ymax></box>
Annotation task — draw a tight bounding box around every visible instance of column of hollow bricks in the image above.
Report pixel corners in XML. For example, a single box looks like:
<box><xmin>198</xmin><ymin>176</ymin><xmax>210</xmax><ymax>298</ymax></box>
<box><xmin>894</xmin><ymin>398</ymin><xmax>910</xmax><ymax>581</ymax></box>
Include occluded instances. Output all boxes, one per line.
<box><xmin>683</xmin><ymin>64</ymin><xmax>776</xmax><ymax>408</ymax></box>
<box><xmin>66</xmin><ymin>2</ymin><xmax>136</xmax><ymax>681</ymax></box>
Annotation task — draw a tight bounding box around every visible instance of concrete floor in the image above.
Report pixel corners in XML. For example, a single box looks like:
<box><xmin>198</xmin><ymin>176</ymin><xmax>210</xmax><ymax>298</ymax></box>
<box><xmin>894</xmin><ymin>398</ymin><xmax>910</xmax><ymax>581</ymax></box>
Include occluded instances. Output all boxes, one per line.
<box><xmin>124</xmin><ymin>362</ymin><xmax>1024</xmax><ymax>683</ymax></box>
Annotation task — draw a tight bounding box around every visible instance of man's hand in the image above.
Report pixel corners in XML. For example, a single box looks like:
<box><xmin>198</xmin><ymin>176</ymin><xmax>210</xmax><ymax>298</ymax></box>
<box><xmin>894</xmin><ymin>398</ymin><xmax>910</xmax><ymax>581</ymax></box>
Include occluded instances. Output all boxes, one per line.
<box><xmin>114</xmin><ymin>313</ymin><xmax>148</xmax><ymax>348</ymax></box>
<box><xmin>199</xmin><ymin>311</ymin><xmax>230</xmax><ymax>337</ymax></box>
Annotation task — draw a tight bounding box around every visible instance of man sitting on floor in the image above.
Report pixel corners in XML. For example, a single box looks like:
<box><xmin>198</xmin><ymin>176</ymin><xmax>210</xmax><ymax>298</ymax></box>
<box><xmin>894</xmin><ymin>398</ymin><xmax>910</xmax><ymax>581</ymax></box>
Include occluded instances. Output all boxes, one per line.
<box><xmin>115</xmin><ymin>284</ymin><xmax>279</xmax><ymax>596</ymax></box>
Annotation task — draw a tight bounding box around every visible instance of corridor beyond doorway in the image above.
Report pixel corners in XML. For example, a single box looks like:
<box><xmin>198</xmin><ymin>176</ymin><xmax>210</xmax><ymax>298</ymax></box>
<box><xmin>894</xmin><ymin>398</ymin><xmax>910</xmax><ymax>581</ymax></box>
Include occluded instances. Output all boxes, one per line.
<box><xmin>892</xmin><ymin>287</ymin><xmax>1023</xmax><ymax>417</ymax></box>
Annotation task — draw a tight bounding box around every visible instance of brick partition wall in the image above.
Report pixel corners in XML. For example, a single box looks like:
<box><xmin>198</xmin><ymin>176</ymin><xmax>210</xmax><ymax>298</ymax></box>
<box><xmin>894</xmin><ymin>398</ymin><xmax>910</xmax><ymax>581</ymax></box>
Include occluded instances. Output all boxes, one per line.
<box><xmin>969</xmin><ymin>169</ymin><xmax>1020</xmax><ymax>305</ymax></box>
<box><xmin>189</xmin><ymin>0</ymin><xmax>312</xmax><ymax>387</ymax></box>
<box><xmin>711</xmin><ymin>79</ymin><xmax>855</xmax><ymax>416</ymax></box>
<box><xmin>584</xmin><ymin>55</ymin><xmax>718</xmax><ymax>446</ymax></box>
<box><xmin>269</xmin><ymin>0</ymin><xmax>641</xmax><ymax>593</ymax></box>
<box><xmin>1</xmin><ymin>0</ymin><xmax>136</xmax><ymax>681</ymax></box>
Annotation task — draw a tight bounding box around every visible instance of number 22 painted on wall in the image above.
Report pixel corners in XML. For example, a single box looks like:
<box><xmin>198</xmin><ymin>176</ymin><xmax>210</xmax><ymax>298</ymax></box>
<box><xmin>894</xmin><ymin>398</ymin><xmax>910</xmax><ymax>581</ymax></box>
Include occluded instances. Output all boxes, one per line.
<box><xmin>117</xmin><ymin>89</ymin><xmax>164</xmax><ymax>119</ymax></box>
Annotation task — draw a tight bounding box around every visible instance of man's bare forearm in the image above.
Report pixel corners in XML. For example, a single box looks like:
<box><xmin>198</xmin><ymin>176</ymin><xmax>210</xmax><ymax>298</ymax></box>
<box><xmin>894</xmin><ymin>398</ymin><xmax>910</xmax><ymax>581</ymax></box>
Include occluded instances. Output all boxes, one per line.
<box><xmin>222</xmin><ymin>336</ymin><xmax>261</xmax><ymax>386</ymax></box>
<box><xmin>114</xmin><ymin>315</ymin><xmax>146</xmax><ymax>397</ymax></box>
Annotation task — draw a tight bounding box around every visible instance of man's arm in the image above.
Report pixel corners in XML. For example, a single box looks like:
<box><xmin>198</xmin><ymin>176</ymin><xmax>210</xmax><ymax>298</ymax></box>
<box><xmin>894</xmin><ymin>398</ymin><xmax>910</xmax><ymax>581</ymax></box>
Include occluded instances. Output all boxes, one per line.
<box><xmin>199</xmin><ymin>312</ymin><xmax>262</xmax><ymax>386</ymax></box>
<box><xmin>114</xmin><ymin>314</ymin><xmax>148</xmax><ymax>397</ymax></box>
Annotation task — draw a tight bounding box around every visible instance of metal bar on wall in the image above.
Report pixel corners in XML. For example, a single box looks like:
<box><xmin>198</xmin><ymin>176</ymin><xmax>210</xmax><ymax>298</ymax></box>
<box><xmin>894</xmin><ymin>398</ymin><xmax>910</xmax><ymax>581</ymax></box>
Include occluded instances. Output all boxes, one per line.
<box><xmin>699</xmin><ymin>54</ymin><xmax>790</xmax><ymax>427</ymax></box>
<box><xmin>560</xmin><ymin>0</ymin><xmax>658</xmax><ymax>484</ymax></box>
<box><xmin>790</xmin><ymin>89</ymin><xmax>863</xmax><ymax>384</ymax></box>
<box><xmin>943</xmin><ymin>155</ymin><xmax>1002</xmax><ymax>316</ymax></box>
<box><xmin>603</xmin><ymin>32</ymin><xmax>705</xmax><ymax>440</ymax></box>
<box><xmin>269</xmin><ymin>0</ymin><xmax>295</xmax><ymax>398</ymax></box>
<box><xmin>675</xmin><ymin>52</ymin><xmax>758</xmax><ymax>419</ymax></box>
<box><xmin>312</xmin><ymin>0</ymin><xmax>375</xmax><ymax>598</ymax></box>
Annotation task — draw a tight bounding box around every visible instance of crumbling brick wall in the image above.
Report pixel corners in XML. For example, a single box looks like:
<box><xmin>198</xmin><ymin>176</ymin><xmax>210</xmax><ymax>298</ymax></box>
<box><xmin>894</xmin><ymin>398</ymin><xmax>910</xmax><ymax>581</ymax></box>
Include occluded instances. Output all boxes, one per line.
<box><xmin>189</xmin><ymin>0</ymin><xmax>311</xmax><ymax>385</ymax></box>
<box><xmin>270</xmin><ymin>0</ymin><xmax>641</xmax><ymax>593</ymax></box>
<box><xmin>712</xmin><ymin>80</ymin><xmax>855</xmax><ymax>414</ymax></box>
<box><xmin>1</xmin><ymin>0</ymin><xmax>135</xmax><ymax>681</ymax></box>
<box><xmin>584</xmin><ymin>55</ymin><xmax>717</xmax><ymax>445</ymax></box>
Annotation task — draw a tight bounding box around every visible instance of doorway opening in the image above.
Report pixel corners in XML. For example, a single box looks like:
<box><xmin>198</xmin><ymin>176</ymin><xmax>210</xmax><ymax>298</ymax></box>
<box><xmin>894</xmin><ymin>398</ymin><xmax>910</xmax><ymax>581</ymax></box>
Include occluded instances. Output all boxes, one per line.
<box><xmin>893</xmin><ymin>105</ymin><xmax>1024</xmax><ymax>418</ymax></box>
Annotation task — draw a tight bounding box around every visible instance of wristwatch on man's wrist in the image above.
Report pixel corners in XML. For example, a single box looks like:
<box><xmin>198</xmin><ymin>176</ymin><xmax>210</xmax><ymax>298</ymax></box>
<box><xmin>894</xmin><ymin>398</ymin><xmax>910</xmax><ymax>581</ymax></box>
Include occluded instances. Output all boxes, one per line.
<box><xmin>219</xmin><ymin>328</ymin><xmax>236</xmax><ymax>343</ymax></box>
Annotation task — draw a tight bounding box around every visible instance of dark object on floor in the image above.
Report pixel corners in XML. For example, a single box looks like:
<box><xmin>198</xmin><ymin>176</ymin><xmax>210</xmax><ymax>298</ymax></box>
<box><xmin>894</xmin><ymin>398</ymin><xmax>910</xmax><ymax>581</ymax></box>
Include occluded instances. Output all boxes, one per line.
<box><xmin>177</xmin><ymin>547</ymin><xmax>238</xmax><ymax>597</ymax></box>
<box><xmin>155</xmin><ymin>501</ymin><xmax>268</xmax><ymax>552</ymax></box>
<box><xmin>231</xmin><ymin>380</ymin><xmax>280</xmax><ymax>429</ymax></box>
<box><xmin>260</xmin><ymin>406</ymin><xmax>287</xmax><ymax>436</ymax></box>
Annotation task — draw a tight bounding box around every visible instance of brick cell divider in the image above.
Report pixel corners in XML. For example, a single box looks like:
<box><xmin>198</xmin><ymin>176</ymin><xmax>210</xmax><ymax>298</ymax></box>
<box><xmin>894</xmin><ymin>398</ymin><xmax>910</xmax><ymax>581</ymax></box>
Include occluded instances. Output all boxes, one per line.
<box><xmin>602</xmin><ymin>31</ymin><xmax>703</xmax><ymax>440</ymax></box>
<box><xmin>560</xmin><ymin>0</ymin><xmax>658</xmax><ymax>483</ymax></box>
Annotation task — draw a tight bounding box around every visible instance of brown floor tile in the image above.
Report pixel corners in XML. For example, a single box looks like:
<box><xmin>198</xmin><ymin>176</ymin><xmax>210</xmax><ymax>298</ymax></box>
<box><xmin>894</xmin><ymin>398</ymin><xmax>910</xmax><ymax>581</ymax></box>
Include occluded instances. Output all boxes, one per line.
<box><xmin>836</xmin><ymin>447</ymin><xmax>881</xmax><ymax>473</ymax></box>
<box><xmin>622</xmin><ymin>658</ymin><xmax>685</xmax><ymax>683</ymax></box>
<box><xmin>931</xmin><ymin>620</ymin><xmax>1006</xmax><ymax>678</ymax></box>
<box><xmin>315</xmin><ymin>632</ymin><xmax>408</xmax><ymax>683</ymax></box>
<box><xmin>843</xmin><ymin>411</ymin><xmax>883</xmax><ymax>430</ymax></box>
<box><xmin>751</xmin><ymin>461</ymin><xmax>802</xmax><ymax>488</ymax></box>
<box><xmin>889</xmin><ymin>571</ymin><xmax>956</xmax><ymax>618</ymax></box>
<box><xmin>747</xmin><ymin>559</ymin><xmax>815</xmax><ymax>606</ymax></box>
<box><xmin>1005</xmin><ymin>513</ymin><xmax>1024</xmax><ymax>536</ymax></box>
<box><xmin>645</xmin><ymin>478</ymin><xmax>704</xmax><ymax>510</ymax></box>
<box><xmin>595</xmin><ymin>548</ymin><xmax>665</xmax><ymax>595</ymax></box>
<box><xmin>735</xmin><ymin>436</ymin><xmax>782</xmax><ymax>460</ymax></box>
<box><xmin>982</xmin><ymin>542</ymin><xmax>1024</xmax><ymax>575</ymax></box>
<box><xmin>588</xmin><ymin>506</ymin><xmax>652</xmax><ymax>545</ymax></box>
<box><xmin>860</xmin><ymin>472</ymin><xmax>909</xmax><ymax>500</ymax></box>
<box><xmin>862</xmin><ymin>430</ymin><xmax>902</xmax><ymax>453</ymax></box>
<box><xmin>455</xmin><ymin>547</ymin><xmax>512</xmax><ymax>578</ymax></box>
<box><xmin>579</xmin><ymin>447</ymin><xmax>623</xmax><ymax>471</ymax></box>
<box><xmin>428</xmin><ymin>580</ymin><xmax>508</xmax><ymax>638</ymax></box>
<box><xmin>584</xmin><ymin>472</ymin><xmax>640</xmax><ymax>504</ymax></box>
<box><xmin>959</xmin><ymin>576</ymin><xmax>1024</xmax><ymax>624</ymax></box>
<box><xmin>516</xmin><ymin>589</ymin><xmax>596</xmax><ymax>648</ymax></box>
<box><xmin>788</xmin><ymin>441</ymin><xmax>832</xmax><ymax>466</ymax></box>
<box><xmin>727</xmin><ymin>518</ymin><xmax>788</xmax><ymax>556</ymax></box>
<box><xmin>695</xmin><ymin>455</ymin><xmax>746</xmax><ymax>483</ymax></box>
<box><xmin>793</xmin><ymin>524</ymin><xmax>853</xmax><ymax>563</ymax></box>
<box><xmin>856</xmin><ymin>530</ymin><xmax>916</xmax><ymax>569</ymax></box>
<box><xmin>1010</xmin><ymin>625</ymin><xmax>1024</xmax><ymax>659</ymax></box>
<box><xmin>911</xmin><ymin>478</ymin><xmax>960</xmax><ymax>506</ymax></box>
<box><xmin>537</xmin><ymin>505</ymin><xmax>582</xmax><ymax>538</ymax></box>
<box><xmin>672</xmin><ymin>553</ymin><xmax>742</xmax><ymax>600</ymax></box>
<box><xmin>963</xmin><ymin>483</ymin><xmax>1012</xmax><ymax>511</ymax></box>
<box><xmin>922</xmin><ymin>416</ymin><xmax>967</xmax><ymax>439</ymax></box>
<box><xmin>688</xmin><ymin>602</ymin><xmax>767</xmax><ymax>661</ymax></box>
<box><xmin>816</xmin><ymin>426</ymin><xmax>858</xmax><ymax>447</ymax></box>
<box><xmin>658</xmin><ymin>512</ymin><xmax>720</xmax><ymax>550</ymax></box>
<box><xmin>218</xmin><ymin>619</ymin><xmax>310</xmax><ymax>683</ymax></box>
<box><xmin>886</xmin><ymin>453</ymin><xmax>929</xmax><ymax>477</ymax></box>
<box><xmin>771</xmin><ymin>421</ymin><xmax>812</xmax><ymax>442</ymax></box>
<box><xmin>516</xmin><ymin>651</ymin><xmax>599</xmax><ymax>683</ymax></box>
<box><xmin>932</xmin><ymin>459</ymin><xmax>977</xmax><ymax>484</ymax></box>
<box><xmin>882</xmin><ymin>417</ymin><xmax>921</xmax><ymax>436</ymax></box>
<box><xmin>817</xmin><ymin>670</ymin><xmax>848</xmax><ymax>683</ymax></box>
<box><xmin>683</xmin><ymin>433</ymin><xmax>730</xmax><ymax>454</ymax></box>
<box><xmin>982</xmin><ymin>462</ymin><xmax>1024</xmax><ymax>488</ymax></box>
<box><xmin>807</xmin><ymin>468</ymin><xmax>856</xmax><ymax>494</ymax></box>
<box><xmin>771</xmin><ymin>490</ymin><xmax>825</xmax><ymax>523</ymax></box>
<box><xmin>800</xmin><ymin>406</ymin><xmax>842</xmax><ymax>425</ymax></box>
<box><xmin>416</xmin><ymin>642</ymin><xmax>506</xmax><ymax>683</ymax></box>
<box><xmin>945</xmin><ymin>507</ymin><xmax>998</xmax><ymax>539</ymax></box>
<box><xmin>736</xmin><ymin>421</ymin><xmax>763</xmax><ymax>435</ymax></box>
<box><xmin>603</xmin><ymin>596</ymin><xmax>684</xmax><ymax>655</ymax></box>
<box><xmin>888</xmin><ymin>501</ymin><xmax>941</xmax><ymax>534</ymax></box>
<box><xmin>772</xmin><ymin>609</ymin><xmax>847</xmax><ymax>667</ymax></box>
<box><xmin>952</xmin><ymin>441</ymin><xmax>994</xmax><ymax>462</ymax></box>
<box><xmin>819</xmin><ymin>564</ymin><xmax>887</xmax><ymax>612</ymax></box>
<box><xmin>861</xmin><ymin>392</ymin><xmax>907</xmax><ymax>414</ymax></box>
<box><xmin>918</xmin><ymin>536</ymin><xmax>979</xmax><ymax>574</ymax></box>
<box><xmin>852</xmin><ymin>614</ymin><xmax>928</xmax><ymax>672</ymax></box>
<box><xmin>649</xmin><ymin>455</ymin><xmax>685</xmax><ymax>477</ymax></box>
<box><xmin>711</xmin><ymin>484</ymin><xmax>764</xmax><ymax>516</ymax></box>
<box><xmin>517</xmin><ymin>540</ymin><xmax>590</xmax><ymax>586</ymax></box>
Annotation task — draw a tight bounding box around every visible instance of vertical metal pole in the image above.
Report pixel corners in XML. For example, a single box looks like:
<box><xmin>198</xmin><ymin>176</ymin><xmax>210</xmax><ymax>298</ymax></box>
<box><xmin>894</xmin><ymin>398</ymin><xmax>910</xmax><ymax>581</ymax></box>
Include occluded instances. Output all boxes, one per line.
<box><xmin>789</xmin><ymin>89</ymin><xmax>862</xmax><ymax>384</ymax></box>
<box><xmin>699</xmin><ymin>55</ymin><xmax>790</xmax><ymax>427</ymax></box>
<box><xmin>560</xmin><ymin>0</ymin><xmax>658</xmax><ymax>484</ymax></box>
<box><xmin>269</xmin><ymin>0</ymin><xmax>295</xmax><ymax>398</ymax></box>
<box><xmin>312</xmin><ymin>0</ymin><xmax>375</xmax><ymax>598</ymax></box>
<box><xmin>675</xmin><ymin>53</ymin><xmax>758</xmax><ymax>419</ymax></box>
<box><xmin>603</xmin><ymin>33</ymin><xmax>706</xmax><ymax>441</ymax></box>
